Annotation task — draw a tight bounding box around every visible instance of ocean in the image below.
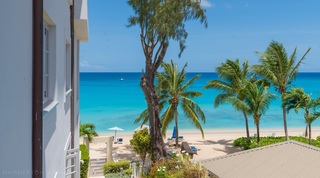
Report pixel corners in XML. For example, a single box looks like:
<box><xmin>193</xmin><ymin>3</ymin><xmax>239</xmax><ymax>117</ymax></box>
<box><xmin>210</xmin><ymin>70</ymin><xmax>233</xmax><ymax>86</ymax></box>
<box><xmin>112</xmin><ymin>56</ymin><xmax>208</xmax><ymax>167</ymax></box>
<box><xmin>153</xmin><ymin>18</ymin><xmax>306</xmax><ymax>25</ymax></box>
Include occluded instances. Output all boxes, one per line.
<box><xmin>80</xmin><ymin>72</ymin><xmax>320</xmax><ymax>133</ymax></box>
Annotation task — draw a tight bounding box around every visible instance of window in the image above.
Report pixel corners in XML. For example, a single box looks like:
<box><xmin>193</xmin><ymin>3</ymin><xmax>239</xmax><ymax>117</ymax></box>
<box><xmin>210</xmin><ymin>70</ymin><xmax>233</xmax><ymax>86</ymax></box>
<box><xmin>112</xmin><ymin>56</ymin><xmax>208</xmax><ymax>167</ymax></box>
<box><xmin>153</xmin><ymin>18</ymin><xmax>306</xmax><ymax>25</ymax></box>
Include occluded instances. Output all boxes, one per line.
<box><xmin>42</xmin><ymin>19</ymin><xmax>58</xmax><ymax>113</ymax></box>
<box><xmin>43</xmin><ymin>22</ymin><xmax>49</xmax><ymax>104</ymax></box>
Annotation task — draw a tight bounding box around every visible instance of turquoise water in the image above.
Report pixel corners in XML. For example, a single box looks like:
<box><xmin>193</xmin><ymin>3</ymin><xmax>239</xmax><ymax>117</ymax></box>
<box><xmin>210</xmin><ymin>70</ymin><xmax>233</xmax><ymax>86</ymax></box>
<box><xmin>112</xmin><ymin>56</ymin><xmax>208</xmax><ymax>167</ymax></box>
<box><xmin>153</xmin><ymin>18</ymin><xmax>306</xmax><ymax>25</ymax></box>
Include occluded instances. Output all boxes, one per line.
<box><xmin>80</xmin><ymin>72</ymin><xmax>320</xmax><ymax>133</ymax></box>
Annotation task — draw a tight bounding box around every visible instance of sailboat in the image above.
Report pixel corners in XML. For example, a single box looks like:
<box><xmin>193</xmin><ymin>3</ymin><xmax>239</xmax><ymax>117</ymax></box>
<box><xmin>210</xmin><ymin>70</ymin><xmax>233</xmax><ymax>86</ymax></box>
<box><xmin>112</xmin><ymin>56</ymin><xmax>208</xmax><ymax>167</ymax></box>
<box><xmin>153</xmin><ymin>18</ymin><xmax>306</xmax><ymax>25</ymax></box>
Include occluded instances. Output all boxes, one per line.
<box><xmin>120</xmin><ymin>77</ymin><xmax>124</xmax><ymax>81</ymax></box>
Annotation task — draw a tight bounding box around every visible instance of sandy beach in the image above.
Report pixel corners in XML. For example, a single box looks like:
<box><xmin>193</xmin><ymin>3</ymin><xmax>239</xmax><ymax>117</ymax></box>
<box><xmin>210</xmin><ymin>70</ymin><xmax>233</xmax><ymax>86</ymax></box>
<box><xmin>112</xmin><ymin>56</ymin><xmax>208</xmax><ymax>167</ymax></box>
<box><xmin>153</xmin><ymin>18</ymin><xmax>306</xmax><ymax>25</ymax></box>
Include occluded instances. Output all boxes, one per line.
<box><xmin>88</xmin><ymin>127</ymin><xmax>320</xmax><ymax>163</ymax></box>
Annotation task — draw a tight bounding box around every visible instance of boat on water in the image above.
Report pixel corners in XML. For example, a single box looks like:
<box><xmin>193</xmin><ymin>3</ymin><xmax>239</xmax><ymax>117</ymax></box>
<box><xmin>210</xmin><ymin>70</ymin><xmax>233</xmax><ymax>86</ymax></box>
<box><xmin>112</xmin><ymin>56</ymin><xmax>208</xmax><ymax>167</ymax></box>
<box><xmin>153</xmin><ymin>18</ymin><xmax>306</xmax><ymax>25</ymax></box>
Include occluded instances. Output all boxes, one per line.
<box><xmin>120</xmin><ymin>77</ymin><xmax>124</xmax><ymax>81</ymax></box>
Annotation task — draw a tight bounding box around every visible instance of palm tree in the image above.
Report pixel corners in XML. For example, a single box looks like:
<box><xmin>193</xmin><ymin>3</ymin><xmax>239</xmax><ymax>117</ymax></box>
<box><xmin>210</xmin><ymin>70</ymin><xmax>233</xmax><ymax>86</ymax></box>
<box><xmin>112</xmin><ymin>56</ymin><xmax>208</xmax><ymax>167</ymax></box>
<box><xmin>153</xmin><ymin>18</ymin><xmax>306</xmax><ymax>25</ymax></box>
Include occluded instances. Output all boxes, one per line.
<box><xmin>80</xmin><ymin>123</ymin><xmax>98</xmax><ymax>142</ymax></box>
<box><xmin>253</xmin><ymin>41</ymin><xmax>310</xmax><ymax>141</ymax></box>
<box><xmin>157</xmin><ymin>60</ymin><xmax>206</xmax><ymax>147</ymax></box>
<box><xmin>282</xmin><ymin>87</ymin><xmax>320</xmax><ymax>144</ymax></box>
<box><xmin>135</xmin><ymin>60</ymin><xmax>206</xmax><ymax>148</ymax></box>
<box><xmin>205</xmin><ymin>59</ymin><xmax>251</xmax><ymax>144</ymax></box>
<box><xmin>245</xmin><ymin>82</ymin><xmax>277</xmax><ymax>143</ymax></box>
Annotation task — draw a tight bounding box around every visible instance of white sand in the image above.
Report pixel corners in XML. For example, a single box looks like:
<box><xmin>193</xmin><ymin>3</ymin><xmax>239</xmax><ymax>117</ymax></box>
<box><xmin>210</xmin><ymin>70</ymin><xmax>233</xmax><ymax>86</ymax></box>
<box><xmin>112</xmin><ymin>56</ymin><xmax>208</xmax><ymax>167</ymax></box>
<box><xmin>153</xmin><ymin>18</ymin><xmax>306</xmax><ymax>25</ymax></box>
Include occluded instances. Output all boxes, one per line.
<box><xmin>88</xmin><ymin>127</ymin><xmax>320</xmax><ymax>162</ymax></box>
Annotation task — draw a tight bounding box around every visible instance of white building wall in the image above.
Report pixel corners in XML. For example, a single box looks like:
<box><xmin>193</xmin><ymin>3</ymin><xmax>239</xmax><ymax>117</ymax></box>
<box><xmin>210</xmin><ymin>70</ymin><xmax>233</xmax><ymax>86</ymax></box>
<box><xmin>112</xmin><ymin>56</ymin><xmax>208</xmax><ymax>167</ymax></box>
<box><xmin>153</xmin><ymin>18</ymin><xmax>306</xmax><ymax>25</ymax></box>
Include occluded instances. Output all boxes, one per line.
<box><xmin>0</xmin><ymin>0</ymin><xmax>86</xmax><ymax>177</ymax></box>
<box><xmin>42</xmin><ymin>0</ymin><xmax>74</xmax><ymax>177</ymax></box>
<box><xmin>0</xmin><ymin>0</ymin><xmax>33</xmax><ymax>177</ymax></box>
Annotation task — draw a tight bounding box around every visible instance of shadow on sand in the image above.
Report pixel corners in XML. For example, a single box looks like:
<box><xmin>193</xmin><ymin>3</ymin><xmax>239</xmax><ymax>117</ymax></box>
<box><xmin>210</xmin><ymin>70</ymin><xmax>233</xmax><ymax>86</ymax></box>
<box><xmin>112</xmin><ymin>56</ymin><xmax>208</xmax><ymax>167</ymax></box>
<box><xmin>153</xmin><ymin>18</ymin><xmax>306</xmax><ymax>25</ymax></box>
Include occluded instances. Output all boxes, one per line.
<box><xmin>197</xmin><ymin>139</ymin><xmax>242</xmax><ymax>154</ymax></box>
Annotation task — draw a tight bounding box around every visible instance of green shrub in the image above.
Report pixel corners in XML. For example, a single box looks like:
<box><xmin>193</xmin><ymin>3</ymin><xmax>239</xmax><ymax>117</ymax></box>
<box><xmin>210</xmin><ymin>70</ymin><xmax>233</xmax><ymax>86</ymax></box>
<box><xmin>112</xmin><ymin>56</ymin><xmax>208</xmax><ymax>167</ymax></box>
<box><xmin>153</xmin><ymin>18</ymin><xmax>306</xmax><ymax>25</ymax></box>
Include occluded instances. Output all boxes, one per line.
<box><xmin>105</xmin><ymin>172</ymin><xmax>131</xmax><ymax>178</ymax></box>
<box><xmin>233</xmin><ymin>136</ymin><xmax>320</xmax><ymax>150</ymax></box>
<box><xmin>145</xmin><ymin>155</ymin><xmax>207</xmax><ymax>178</ymax></box>
<box><xmin>103</xmin><ymin>160</ymin><xmax>130</xmax><ymax>175</ymax></box>
<box><xmin>80</xmin><ymin>144</ymin><xmax>90</xmax><ymax>178</ymax></box>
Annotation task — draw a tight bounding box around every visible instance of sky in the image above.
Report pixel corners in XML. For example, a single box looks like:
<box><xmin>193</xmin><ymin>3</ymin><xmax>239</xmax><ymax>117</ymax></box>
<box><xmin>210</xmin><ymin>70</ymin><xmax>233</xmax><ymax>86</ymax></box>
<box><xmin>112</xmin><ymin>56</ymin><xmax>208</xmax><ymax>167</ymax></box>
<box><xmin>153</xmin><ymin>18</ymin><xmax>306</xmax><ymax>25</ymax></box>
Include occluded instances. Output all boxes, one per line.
<box><xmin>80</xmin><ymin>0</ymin><xmax>320</xmax><ymax>72</ymax></box>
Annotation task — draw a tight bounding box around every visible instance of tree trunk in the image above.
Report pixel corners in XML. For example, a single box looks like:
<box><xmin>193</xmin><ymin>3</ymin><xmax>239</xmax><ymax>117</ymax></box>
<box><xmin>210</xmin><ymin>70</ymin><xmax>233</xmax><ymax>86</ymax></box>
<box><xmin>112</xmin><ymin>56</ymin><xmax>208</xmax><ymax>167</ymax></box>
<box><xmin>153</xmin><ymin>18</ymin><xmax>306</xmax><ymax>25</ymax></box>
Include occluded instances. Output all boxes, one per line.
<box><xmin>305</xmin><ymin>124</ymin><xmax>308</xmax><ymax>137</ymax></box>
<box><xmin>174</xmin><ymin>111</ymin><xmax>179</xmax><ymax>148</ymax></box>
<box><xmin>242</xmin><ymin>111</ymin><xmax>251</xmax><ymax>144</ymax></box>
<box><xmin>140</xmin><ymin>74</ymin><xmax>166</xmax><ymax>161</ymax></box>
<box><xmin>282</xmin><ymin>106</ymin><xmax>289</xmax><ymax>141</ymax></box>
<box><xmin>256</xmin><ymin>121</ymin><xmax>260</xmax><ymax>143</ymax></box>
<box><xmin>308</xmin><ymin>123</ymin><xmax>311</xmax><ymax>145</ymax></box>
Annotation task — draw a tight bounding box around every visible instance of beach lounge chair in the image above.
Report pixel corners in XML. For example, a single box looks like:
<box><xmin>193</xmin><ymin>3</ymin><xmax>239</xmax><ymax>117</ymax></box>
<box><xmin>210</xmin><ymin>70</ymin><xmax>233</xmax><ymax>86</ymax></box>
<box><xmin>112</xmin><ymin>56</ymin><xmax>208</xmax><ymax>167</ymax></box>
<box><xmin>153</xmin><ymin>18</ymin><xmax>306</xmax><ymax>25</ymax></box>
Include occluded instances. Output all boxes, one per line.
<box><xmin>171</xmin><ymin>126</ymin><xmax>184</xmax><ymax>141</ymax></box>
<box><xmin>181</xmin><ymin>141</ymin><xmax>197</xmax><ymax>159</ymax></box>
<box><xmin>117</xmin><ymin>138</ymin><xmax>123</xmax><ymax>144</ymax></box>
<box><xmin>189</xmin><ymin>146</ymin><xmax>198</xmax><ymax>152</ymax></box>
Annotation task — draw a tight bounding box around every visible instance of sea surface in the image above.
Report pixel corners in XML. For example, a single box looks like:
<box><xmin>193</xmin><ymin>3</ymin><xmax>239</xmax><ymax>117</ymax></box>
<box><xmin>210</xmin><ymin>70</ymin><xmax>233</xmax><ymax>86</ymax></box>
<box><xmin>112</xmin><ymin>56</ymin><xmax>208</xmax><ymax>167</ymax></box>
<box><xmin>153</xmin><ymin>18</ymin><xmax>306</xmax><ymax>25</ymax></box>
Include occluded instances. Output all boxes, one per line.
<box><xmin>80</xmin><ymin>72</ymin><xmax>320</xmax><ymax>133</ymax></box>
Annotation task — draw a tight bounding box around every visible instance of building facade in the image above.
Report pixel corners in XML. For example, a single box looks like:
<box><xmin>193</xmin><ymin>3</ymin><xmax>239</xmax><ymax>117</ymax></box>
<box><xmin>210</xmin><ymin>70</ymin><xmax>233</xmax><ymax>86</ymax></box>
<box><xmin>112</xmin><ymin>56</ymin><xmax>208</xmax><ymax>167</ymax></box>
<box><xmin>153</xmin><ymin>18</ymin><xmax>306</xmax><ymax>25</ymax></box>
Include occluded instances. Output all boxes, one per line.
<box><xmin>0</xmin><ymin>0</ymin><xmax>88</xmax><ymax>177</ymax></box>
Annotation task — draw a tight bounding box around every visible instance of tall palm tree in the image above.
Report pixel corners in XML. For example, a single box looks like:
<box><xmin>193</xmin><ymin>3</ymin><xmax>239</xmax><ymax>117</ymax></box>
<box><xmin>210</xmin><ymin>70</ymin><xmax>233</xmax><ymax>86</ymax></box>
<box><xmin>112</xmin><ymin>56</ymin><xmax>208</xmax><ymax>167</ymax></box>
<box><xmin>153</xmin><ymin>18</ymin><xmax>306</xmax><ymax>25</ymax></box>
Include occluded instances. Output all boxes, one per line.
<box><xmin>253</xmin><ymin>41</ymin><xmax>311</xmax><ymax>141</ymax></box>
<box><xmin>282</xmin><ymin>87</ymin><xmax>320</xmax><ymax>144</ymax></box>
<box><xmin>135</xmin><ymin>60</ymin><xmax>206</xmax><ymax>148</ymax></box>
<box><xmin>157</xmin><ymin>60</ymin><xmax>206</xmax><ymax>147</ymax></box>
<box><xmin>80</xmin><ymin>123</ymin><xmax>98</xmax><ymax>142</ymax></box>
<box><xmin>245</xmin><ymin>82</ymin><xmax>277</xmax><ymax>143</ymax></box>
<box><xmin>205</xmin><ymin>59</ymin><xmax>251</xmax><ymax>143</ymax></box>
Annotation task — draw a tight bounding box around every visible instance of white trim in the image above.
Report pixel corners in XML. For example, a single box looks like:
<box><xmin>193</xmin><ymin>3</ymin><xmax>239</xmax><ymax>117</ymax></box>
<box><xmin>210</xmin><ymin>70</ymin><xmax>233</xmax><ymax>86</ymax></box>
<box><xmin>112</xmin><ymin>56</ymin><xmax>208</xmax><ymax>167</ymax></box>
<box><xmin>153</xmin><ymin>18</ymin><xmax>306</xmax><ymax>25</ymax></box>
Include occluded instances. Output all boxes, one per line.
<box><xmin>65</xmin><ymin>89</ymin><xmax>72</xmax><ymax>97</ymax></box>
<box><xmin>64</xmin><ymin>132</ymin><xmax>71</xmax><ymax>151</ymax></box>
<box><xmin>43</xmin><ymin>101</ymin><xmax>59</xmax><ymax>116</ymax></box>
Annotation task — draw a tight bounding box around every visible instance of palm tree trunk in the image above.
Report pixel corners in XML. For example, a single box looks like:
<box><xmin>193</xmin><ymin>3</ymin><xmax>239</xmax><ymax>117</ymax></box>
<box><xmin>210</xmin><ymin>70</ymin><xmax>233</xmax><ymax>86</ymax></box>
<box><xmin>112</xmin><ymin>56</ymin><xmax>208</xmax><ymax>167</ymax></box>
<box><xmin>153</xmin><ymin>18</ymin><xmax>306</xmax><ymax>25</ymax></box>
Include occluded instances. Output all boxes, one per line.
<box><xmin>140</xmin><ymin>74</ymin><xmax>166</xmax><ymax>161</ymax></box>
<box><xmin>308</xmin><ymin>123</ymin><xmax>311</xmax><ymax>145</ymax></box>
<box><xmin>256</xmin><ymin>121</ymin><xmax>260</xmax><ymax>143</ymax></box>
<box><xmin>305</xmin><ymin>124</ymin><xmax>308</xmax><ymax>137</ymax></box>
<box><xmin>282</xmin><ymin>106</ymin><xmax>289</xmax><ymax>141</ymax></box>
<box><xmin>174</xmin><ymin>110</ymin><xmax>179</xmax><ymax>148</ymax></box>
<box><xmin>242</xmin><ymin>111</ymin><xmax>251</xmax><ymax>144</ymax></box>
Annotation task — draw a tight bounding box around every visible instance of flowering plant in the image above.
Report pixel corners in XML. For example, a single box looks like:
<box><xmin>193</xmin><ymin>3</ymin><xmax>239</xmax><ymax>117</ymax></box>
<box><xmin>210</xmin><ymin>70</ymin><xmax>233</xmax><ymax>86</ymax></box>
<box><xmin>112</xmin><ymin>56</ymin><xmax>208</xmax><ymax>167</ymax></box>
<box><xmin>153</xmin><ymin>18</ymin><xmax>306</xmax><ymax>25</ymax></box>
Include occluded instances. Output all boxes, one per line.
<box><xmin>156</xmin><ymin>166</ymin><xmax>168</xmax><ymax>177</ymax></box>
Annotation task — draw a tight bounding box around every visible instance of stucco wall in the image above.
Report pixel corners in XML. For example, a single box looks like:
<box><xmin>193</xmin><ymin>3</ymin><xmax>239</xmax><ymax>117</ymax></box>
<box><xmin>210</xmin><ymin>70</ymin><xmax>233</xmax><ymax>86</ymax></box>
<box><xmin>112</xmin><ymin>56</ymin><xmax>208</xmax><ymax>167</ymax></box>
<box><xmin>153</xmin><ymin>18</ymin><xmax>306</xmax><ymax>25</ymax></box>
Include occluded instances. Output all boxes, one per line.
<box><xmin>43</xmin><ymin>0</ymin><xmax>74</xmax><ymax>177</ymax></box>
<box><xmin>0</xmin><ymin>0</ymin><xmax>84</xmax><ymax>177</ymax></box>
<box><xmin>0</xmin><ymin>0</ymin><xmax>33</xmax><ymax>177</ymax></box>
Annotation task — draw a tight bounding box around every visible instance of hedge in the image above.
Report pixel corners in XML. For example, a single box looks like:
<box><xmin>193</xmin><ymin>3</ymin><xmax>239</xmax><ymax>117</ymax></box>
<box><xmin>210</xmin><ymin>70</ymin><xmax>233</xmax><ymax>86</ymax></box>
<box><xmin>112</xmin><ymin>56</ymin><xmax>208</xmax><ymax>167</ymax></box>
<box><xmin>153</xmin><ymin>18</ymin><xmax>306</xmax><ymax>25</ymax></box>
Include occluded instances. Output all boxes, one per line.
<box><xmin>80</xmin><ymin>144</ymin><xmax>90</xmax><ymax>178</ymax></box>
<box><xmin>103</xmin><ymin>160</ymin><xmax>131</xmax><ymax>176</ymax></box>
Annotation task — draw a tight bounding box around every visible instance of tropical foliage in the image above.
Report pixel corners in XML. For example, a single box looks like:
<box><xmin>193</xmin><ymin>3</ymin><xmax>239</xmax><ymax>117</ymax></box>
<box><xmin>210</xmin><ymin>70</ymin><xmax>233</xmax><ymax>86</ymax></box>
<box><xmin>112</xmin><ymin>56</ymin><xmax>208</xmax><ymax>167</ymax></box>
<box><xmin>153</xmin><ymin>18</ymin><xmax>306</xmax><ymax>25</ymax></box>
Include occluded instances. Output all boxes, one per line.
<box><xmin>130</xmin><ymin>128</ymin><xmax>151</xmax><ymax>168</ymax></box>
<box><xmin>253</xmin><ymin>40</ymin><xmax>311</xmax><ymax>140</ymax></box>
<box><xmin>103</xmin><ymin>160</ymin><xmax>131</xmax><ymax>176</ymax></box>
<box><xmin>205</xmin><ymin>59</ymin><xmax>251</xmax><ymax>143</ymax></box>
<box><xmin>80</xmin><ymin>123</ymin><xmax>98</xmax><ymax>142</ymax></box>
<box><xmin>128</xmin><ymin>0</ymin><xmax>207</xmax><ymax>161</ymax></box>
<box><xmin>80</xmin><ymin>144</ymin><xmax>89</xmax><ymax>178</ymax></box>
<box><xmin>233</xmin><ymin>136</ymin><xmax>320</xmax><ymax>150</ymax></box>
<box><xmin>245</xmin><ymin>82</ymin><xmax>277</xmax><ymax>143</ymax></box>
<box><xmin>157</xmin><ymin>60</ymin><xmax>205</xmax><ymax>147</ymax></box>
<box><xmin>136</xmin><ymin>60</ymin><xmax>206</xmax><ymax>148</ymax></box>
<box><xmin>282</xmin><ymin>87</ymin><xmax>320</xmax><ymax>144</ymax></box>
<box><xmin>146</xmin><ymin>153</ymin><xmax>207</xmax><ymax>178</ymax></box>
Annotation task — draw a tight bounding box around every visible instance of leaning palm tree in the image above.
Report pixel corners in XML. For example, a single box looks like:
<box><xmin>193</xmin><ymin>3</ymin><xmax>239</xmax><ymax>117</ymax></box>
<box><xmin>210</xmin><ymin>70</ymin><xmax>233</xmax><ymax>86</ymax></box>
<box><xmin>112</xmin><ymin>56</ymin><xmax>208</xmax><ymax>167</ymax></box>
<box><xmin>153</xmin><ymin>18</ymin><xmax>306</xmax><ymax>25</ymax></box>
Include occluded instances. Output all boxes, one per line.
<box><xmin>245</xmin><ymin>82</ymin><xmax>277</xmax><ymax>143</ymax></box>
<box><xmin>282</xmin><ymin>87</ymin><xmax>320</xmax><ymax>144</ymax></box>
<box><xmin>253</xmin><ymin>41</ymin><xmax>311</xmax><ymax>141</ymax></box>
<box><xmin>205</xmin><ymin>59</ymin><xmax>251</xmax><ymax>144</ymax></box>
<box><xmin>135</xmin><ymin>60</ymin><xmax>206</xmax><ymax>148</ymax></box>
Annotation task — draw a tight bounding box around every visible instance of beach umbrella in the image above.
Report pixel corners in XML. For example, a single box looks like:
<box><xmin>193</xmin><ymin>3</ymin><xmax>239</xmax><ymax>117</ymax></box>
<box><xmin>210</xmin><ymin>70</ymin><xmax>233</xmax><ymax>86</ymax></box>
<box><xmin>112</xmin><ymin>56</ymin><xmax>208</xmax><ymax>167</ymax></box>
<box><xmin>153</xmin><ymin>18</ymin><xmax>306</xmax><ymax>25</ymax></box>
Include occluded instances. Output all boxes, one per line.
<box><xmin>108</xmin><ymin>126</ymin><xmax>124</xmax><ymax>140</ymax></box>
<box><xmin>134</xmin><ymin>124</ymin><xmax>149</xmax><ymax>131</ymax></box>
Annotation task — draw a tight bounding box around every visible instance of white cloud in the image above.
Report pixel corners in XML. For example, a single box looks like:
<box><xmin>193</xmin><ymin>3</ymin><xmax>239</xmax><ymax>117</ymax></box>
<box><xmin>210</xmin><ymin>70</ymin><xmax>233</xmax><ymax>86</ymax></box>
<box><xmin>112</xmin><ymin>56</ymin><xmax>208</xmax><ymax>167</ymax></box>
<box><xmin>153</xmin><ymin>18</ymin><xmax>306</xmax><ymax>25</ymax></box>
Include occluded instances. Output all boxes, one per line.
<box><xmin>80</xmin><ymin>60</ymin><xmax>105</xmax><ymax>71</ymax></box>
<box><xmin>200</xmin><ymin>0</ymin><xmax>214</xmax><ymax>8</ymax></box>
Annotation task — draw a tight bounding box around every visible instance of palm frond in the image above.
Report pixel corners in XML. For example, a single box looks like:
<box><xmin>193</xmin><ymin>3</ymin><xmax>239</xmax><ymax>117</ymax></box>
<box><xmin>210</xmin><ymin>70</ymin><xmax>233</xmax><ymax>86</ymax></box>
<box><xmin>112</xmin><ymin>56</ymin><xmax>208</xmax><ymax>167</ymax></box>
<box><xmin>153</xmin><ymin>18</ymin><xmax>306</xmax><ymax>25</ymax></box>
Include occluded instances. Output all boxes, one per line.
<box><xmin>161</xmin><ymin>104</ymin><xmax>175</xmax><ymax>136</ymax></box>
<box><xmin>181</xmin><ymin>103</ymin><xmax>205</xmax><ymax>138</ymax></box>
<box><xmin>135</xmin><ymin>109</ymin><xmax>150</xmax><ymax>125</ymax></box>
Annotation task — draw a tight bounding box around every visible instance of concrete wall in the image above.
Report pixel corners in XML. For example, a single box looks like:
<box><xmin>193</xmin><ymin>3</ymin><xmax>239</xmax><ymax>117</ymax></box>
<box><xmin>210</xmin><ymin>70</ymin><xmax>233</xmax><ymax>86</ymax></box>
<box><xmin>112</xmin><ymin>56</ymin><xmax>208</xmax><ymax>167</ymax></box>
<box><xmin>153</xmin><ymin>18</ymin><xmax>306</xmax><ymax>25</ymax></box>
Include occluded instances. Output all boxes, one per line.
<box><xmin>0</xmin><ymin>0</ymin><xmax>33</xmax><ymax>177</ymax></box>
<box><xmin>0</xmin><ymin>0</ymin><xmax>85</xmax><ymax>177</ymax></box>
<box><xmin>42</xmin><ymin>0</ymin><xmax>73</xmax><ymax>177</ymax></box>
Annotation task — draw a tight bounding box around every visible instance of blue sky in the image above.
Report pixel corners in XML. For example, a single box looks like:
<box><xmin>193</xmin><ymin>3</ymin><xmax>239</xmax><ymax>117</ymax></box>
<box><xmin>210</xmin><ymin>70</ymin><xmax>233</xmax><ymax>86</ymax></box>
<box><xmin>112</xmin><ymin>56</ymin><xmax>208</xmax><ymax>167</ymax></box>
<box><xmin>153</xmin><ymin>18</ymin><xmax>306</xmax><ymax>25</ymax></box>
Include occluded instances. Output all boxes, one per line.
<box><xmin>80</xmin><ymin>0</ymin><xmax>320</xmax><ymax>72</ymax></box>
